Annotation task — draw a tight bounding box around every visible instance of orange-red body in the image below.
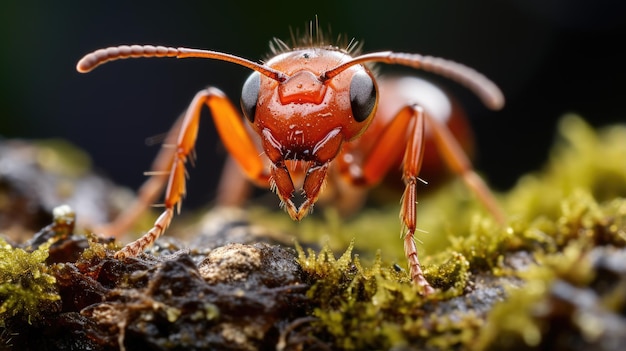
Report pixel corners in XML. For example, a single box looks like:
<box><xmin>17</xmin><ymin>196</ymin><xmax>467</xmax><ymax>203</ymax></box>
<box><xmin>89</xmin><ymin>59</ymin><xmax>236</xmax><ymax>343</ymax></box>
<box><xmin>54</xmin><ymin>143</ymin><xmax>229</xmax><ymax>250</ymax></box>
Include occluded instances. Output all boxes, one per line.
<box><xmin>76</xmin><ymin>35</ymin><xmax>505</xmax><ymax>294</ymax></box>
<box><xmin>221</xmin><ymin>73</ymin><xmax>474</xmax><ymax>215</ymax></box>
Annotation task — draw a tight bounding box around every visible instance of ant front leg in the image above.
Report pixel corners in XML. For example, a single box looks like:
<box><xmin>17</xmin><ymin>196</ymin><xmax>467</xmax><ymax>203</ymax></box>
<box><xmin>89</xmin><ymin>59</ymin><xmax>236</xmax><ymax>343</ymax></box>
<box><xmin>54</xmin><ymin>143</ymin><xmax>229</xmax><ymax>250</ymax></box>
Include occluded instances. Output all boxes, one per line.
<box><xmin>114</xmin><ymin>87</ymin><xmax>269</xmax><ymax>259</ymax></box>
<box><xmin>339</xmin><ymin>104</ymin><xmax>433</xmax><ymax>293</ymax></box>
<box><xmin>398</xmin><ymin>105</ymin><xmax>433</xmax><ymax>293</ymax></box>
<box><xmin>340</xmin><ymin>103</ymin><xmax>505</xmax><ymax>294</ymax></box>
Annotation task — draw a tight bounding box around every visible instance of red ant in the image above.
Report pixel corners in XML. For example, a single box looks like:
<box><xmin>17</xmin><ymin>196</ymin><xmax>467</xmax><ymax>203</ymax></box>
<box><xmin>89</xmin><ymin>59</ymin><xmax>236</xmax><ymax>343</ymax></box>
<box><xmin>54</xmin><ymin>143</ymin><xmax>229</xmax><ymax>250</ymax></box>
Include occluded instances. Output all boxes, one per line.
<box><xmin>76</xmin><ymin>30</ymin><xmax>505</xmax><ymax>294</ymax></box>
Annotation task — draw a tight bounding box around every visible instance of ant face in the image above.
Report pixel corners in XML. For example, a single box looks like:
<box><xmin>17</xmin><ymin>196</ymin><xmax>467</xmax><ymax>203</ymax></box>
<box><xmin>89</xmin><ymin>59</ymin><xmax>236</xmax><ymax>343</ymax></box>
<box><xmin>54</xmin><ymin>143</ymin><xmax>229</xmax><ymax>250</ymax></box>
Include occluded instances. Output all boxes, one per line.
<box><xmin>241</xmin><ymin>48</ymin><xmax>377</xmax><ymax>166</ymax></box>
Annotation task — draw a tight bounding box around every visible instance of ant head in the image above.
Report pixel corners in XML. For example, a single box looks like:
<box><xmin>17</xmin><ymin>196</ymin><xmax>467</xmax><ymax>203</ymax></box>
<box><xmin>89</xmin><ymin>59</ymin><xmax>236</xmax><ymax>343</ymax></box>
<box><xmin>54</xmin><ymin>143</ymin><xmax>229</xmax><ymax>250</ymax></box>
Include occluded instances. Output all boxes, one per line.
<box><xmin>240</xmin><ymin>48</ymin><xmax>378</xmax><ymax>165</ymax></box>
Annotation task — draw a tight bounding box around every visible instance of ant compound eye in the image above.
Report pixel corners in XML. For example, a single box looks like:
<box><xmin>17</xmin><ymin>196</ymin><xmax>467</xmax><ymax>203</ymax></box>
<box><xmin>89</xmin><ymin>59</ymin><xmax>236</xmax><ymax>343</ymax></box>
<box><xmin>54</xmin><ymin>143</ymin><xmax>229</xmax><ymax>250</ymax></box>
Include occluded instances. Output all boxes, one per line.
<box><xmin>349</xmin><ymin>71</ymin><xmax>377</xmax><ymax>122</ymax></box>
<box><xmin>241</xmin><ymin>72</ymin><xmax>261</xmax><ymax>123</ymax></box>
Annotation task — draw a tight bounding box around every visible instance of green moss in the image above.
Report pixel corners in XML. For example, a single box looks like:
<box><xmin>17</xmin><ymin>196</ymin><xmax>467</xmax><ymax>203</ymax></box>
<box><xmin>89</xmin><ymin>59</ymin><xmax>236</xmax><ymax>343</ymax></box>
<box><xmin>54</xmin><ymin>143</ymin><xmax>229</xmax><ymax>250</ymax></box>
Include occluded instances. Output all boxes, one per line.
<box><xmin>0</xmin><ymin>238</ymin><xmax>59</xmax><ymax>326</ymax></box>
<box><xmin>288</xmin><ymin>116</ymin><xmax>626</xmax><ymax>349</ymax></box>
<box><xmin>296</xmin><ymin>237</ymin><xmax>508</xmax><ymax>350</ymax></box>
<box><xmin>296</xmin><ymin>240</ymin><xmax>425</xmax><ymax>350</ymax></box>
<box><xmin>474</xmin><ymin>194</ymin><xmax>626</xmax><ymax>350</ymax></box>
<box><xmin>475</xmin><ymin>240</ymin><xmax>598</xmax><ymax>350</ymax></box>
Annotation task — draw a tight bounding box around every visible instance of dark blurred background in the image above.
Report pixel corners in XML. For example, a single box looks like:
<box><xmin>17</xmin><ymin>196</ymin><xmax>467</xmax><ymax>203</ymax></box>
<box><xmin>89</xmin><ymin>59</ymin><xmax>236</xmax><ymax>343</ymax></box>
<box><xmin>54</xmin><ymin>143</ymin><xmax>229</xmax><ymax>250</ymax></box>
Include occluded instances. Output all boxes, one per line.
<box><xmin>1</xmin><ymin>0</ymin><xmax>625</xmax><ymax>208</ymax></box>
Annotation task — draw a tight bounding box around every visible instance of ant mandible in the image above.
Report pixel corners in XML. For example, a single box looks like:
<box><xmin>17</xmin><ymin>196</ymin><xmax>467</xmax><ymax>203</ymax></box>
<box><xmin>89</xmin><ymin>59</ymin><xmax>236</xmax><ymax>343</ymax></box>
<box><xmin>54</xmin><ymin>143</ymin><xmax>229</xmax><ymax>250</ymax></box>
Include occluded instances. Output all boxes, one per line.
<box><xmin>76</xmin><ymin>29</ymin><xmax>505</xmax><ymax>294</ymax></box>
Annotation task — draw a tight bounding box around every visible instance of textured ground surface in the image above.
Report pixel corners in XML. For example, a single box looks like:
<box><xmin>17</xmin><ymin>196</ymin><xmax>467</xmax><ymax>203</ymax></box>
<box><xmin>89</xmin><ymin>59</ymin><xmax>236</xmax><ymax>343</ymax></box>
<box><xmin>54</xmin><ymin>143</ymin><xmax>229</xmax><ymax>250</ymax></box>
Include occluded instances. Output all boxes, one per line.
<box><xmin>1</xmin><ymin>116</ymin><xmax>625</xmax><ymax>350</ymax></box>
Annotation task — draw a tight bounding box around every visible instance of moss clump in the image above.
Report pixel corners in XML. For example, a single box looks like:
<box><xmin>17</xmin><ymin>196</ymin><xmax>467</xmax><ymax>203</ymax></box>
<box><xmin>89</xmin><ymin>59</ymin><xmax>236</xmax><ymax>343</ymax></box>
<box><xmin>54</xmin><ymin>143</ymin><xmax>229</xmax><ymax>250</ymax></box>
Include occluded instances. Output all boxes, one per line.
<box><xmin>294</xmin><ymin>198</ymin><xmax>626</xmax><ymax>350</ymax></box>
<box><xmin>474</xmin><ymin>194</ymin><xmax>626</xmax><ymax>351</ymax></box>
<box><xmin>296</xmin><ymin>240</ymin><xmax>424</xmax><ymax>350</ymax></box>
<box><xmin>0</xmin><ymin>238</ymin><xmax>59</xmax><ymax>326</ymax></box>
<box><xmin>295</xmin><ymin>237</ymin><xmax>509</xmax><ymax>350</ymax></box>
<box><xmin>290</xmin><ymin>116</ymin><xmax>626</xmax><ymax>350</ymax></box>
<box><xmin>475</xmin><ymin>241</ymin><xmax>626</xmax><ymax>350</ymax></box>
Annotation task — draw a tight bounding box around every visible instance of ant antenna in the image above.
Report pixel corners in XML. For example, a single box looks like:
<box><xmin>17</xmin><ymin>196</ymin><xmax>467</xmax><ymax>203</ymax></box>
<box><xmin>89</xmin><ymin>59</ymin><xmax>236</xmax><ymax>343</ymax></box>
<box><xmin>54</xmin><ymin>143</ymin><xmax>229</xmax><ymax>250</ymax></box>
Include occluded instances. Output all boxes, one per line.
<box><xmin>76</xmin><ymin>45</ymin><xmax>288</xmax><ymax>82</ymax></box>
<box><xmin>322</xmin><ymin>51</ymin><xmax>505</xmax><ymax>111</ymax></box>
